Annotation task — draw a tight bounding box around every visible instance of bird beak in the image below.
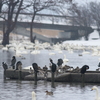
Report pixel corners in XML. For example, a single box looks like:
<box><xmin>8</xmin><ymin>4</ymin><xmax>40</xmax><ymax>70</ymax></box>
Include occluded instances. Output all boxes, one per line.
<box><xmin>91</xmin><ymin>89</ymin><xmax>93</xmax><ymax>91</ymax></box>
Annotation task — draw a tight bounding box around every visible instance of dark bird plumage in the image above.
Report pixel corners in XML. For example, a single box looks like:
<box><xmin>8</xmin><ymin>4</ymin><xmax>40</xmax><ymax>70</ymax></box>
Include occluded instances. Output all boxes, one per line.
<box><xmin>16</xmin><ymin>61</ymin><xmax>22</xmax><ymax>70</ymax></box>
<box><xmin>80</xmin><ymin>65</ymin><xmax>89</xmax><ymax>75</ymax></box>
<box><xmin>57</xmin><ymin>58</ymin><xmax>63</xmax><ymax>66</ymax></box>
<box><xmin>98</xmin><ymin>62</ymin><xmax>100</xmax><ymax>67</ymax></box>
<box><xmin>2</xmin><ymin>62</ymin><xmax>8</xmax><ymax>70</ymax></box>
<box><xmin>43</xmin><ymin>65</ymin><xmax>48</xmax><ymax>71</ymax></box>
<box><xmin>45</xmin><ymin>91</ymin><xmax>53</xmax><ymax>95</ymax></box>
<box><xmin>50</xmin><ymin>58</ymin><xmax>57</xmax><ymax>72</ymax></box>
<box><xmin>32</xmin><ymin>63</ymin><xmax>39</xmax><ymax>73</ymax></box>
<box><xmin>11</xmin><ymin>56</ymin><xmax>16</xmax><ymax>69</ymax></box>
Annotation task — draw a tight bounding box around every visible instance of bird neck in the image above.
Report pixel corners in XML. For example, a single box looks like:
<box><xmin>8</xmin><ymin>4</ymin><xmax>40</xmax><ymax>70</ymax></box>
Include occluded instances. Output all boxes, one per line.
<box><xmin>51</xmin><ymin>62</ymin><xmax>53</xmax><ymax>64</ymax></box>
<box><xmin>64</xmin><ymin>55</ymin><xmax>66</xmax><ymax>58</ymax></box>
<box><xmin>32</xmin><ymin>97</ymin><xmax>36</xmax><ymax>100</ymax></box>
<box><xmin>32</xmin><ymin>92</ymin><xmax>36</xmax><ymax>100</ymax></box>
<box><xmin>96</xmin><ymin>88</ymin><xmax>99</xmax><ymax>98</ymax></box>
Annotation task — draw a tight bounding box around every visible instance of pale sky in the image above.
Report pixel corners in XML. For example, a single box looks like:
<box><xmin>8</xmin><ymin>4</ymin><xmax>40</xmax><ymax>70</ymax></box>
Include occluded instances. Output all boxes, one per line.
<box><xmin>74</xmin><ymin>0</ymin><xmax>100</xmax><ymax>4</ymax></box>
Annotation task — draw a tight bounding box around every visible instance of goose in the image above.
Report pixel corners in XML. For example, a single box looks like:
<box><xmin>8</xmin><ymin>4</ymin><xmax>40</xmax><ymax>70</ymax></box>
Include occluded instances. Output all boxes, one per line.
<box><xmin>91</xmin><ymin>86</ymin><xmax>100</xmax><ymax>100</ymax></box>
<box><xmin>32</xmin><ymin>91</ymin><xmax>36</xmax><ymax>100</ymax></box>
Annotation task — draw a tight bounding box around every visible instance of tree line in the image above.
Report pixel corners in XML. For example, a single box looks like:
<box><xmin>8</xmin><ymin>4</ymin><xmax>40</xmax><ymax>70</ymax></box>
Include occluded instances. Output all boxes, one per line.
<box><xmin>0</xmin><ymin>0</ymin><xmax>100</xmax><ymax>46</ymax></box>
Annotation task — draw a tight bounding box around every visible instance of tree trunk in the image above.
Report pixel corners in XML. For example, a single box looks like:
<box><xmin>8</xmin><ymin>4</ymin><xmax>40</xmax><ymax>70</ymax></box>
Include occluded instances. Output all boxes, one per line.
<box><xmin>2</xmin><ymin>31</ymin><xmax>10</xmax><ymax>46</ymax></box>
<box><xmin>1</xmin><ymin>0</ymin><xmax>23</xmax><ymax>46</ymax></box>
<box><xmin>97</xmin><ymin>29</ymin><xmax>100</xmax><ymax>38</ymax></box>
<box><xmin>30</xmin><ymin>12</ymin><xmax>36</xmax><ymax>43</ymax></box>
<box><xmin>84</xmin><ymin>30</ymin><xmax>89</xmax><ymax>40</ymax></box>
<box><xmin>0</xmin><ymin>1</ymin><xmax>2</xmax><ymax>13</ymax></box>
<box><xmin>30</xmin><ymin>22</ymin><xmax>33</xmax><ymax>42</ymax></box>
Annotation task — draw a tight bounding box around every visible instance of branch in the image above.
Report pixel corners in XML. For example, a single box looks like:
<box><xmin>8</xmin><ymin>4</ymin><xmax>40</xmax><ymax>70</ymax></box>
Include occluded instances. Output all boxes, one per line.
<box><xmin>0</xmin><ymin>15</ymin><xmax>7</xmax><ymax>21</ymax></box>
<box><xmin>12</xmin><ymin>0</ymin><xmax>23</xmax><ymax>30</ymax></box>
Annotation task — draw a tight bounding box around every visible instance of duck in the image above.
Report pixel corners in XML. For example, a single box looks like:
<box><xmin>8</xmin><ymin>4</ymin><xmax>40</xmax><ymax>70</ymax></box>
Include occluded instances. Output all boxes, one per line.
<box><xmin>45</xmin><ymin>91</ymin><xmax>53</xmax><ymax>95</ymax></box>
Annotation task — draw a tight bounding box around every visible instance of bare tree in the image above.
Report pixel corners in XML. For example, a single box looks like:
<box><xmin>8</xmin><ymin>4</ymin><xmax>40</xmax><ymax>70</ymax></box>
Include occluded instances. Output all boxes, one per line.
<box><xmin>68</xmin><ymin>3</ymin><xmax>93</xmax><ymax>26</ymax></box>
<box><xmin>89</xmin><ymin>2</ymin><xmax>100</xmax><ymax>37</ymax></box>
<box><xmin>68</xmin><ymin>3</ymin><xmax>93</xmax><ymax>40</ymax></box>
<box><xmin>0</xmin><ymin>0</ymin><xmax>72</xmax><ymax>45</ymax></box>
<box><xmin>0</xmin><ymin>0</ymin><xmax>3</xmax><ymax>13</ymax></box>
<box><xmin>0</xmin><ymin>0</ymin><xmax>24</xmax><ymax>46</ymax></box>
<box><xmin>0</xmin><ymin>0</ymin><xmax>8</xmax><ymax>13</ymax></box>
<box><xmin>25</xmin><ymin>0</ymin><xmax>72</xmax><ymax>43</ymax></box>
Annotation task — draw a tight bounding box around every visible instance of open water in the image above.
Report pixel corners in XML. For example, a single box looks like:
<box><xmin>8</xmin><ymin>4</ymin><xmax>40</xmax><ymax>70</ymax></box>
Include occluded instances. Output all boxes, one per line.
<box><xmin>0</xmin><ymin>46</ymin><xmax>100</xmax><ymax>100</ymax></box>
<box><xmin>0</xmin><ymin>29</ymin><xmax>100</xmax><ymax>100</ymax></box>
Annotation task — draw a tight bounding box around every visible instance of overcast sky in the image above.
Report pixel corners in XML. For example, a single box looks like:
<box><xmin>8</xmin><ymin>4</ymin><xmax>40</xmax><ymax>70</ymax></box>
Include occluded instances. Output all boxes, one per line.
<box><xmin>75</xmin><ymin>0</ymin><xmax>100</xmax><ymax>4</ymax></box>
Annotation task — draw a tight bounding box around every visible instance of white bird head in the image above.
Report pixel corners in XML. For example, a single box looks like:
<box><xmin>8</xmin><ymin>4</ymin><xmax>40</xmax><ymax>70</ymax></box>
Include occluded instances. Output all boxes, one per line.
<box><xmin>91</xmin><ymin>86</ymin><xmax>98</xmax><ymax>91</ymax></box>
<box><xmin>91</xmin><ymin>86</ymin><xmax>100</xmax><ymax>100</ymax></box>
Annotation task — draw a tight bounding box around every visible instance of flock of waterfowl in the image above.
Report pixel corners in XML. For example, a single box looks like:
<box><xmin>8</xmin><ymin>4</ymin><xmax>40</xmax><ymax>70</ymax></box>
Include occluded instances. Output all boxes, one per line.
<box><xmin>1</xmin><ymin>39</ymin><xmax>100</xmax><ymax>74</ymax></box>
<box><xmin>1</xmin><ymin>39</ymin><xmax>100</xmax><ymax>60</ymax></box>
<box><xmin>1</xmin><ymin>39</ymin><xmax>100</xmax><ymax>99</ymax></box>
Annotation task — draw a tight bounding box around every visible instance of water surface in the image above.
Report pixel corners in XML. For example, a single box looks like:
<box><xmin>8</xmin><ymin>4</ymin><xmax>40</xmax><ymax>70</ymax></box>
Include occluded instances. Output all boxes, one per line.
<box><xmin>0</xmin><ymin>49</ymin><xmax>100</xmax><ymax>100</ymax></box>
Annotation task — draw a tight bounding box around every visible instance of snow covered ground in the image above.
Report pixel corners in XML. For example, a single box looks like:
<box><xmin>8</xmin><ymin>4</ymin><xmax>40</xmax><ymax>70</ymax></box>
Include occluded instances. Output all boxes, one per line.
<box><xmin>63</xmin><ymin>30</ymin><xmax>100</xmax><ymax>46</ymax></box>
